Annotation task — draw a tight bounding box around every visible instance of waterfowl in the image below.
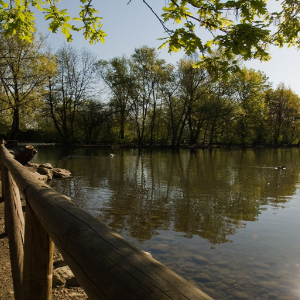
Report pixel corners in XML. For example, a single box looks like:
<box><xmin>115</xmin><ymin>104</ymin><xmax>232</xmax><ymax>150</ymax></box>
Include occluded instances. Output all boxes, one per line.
<box><xmin>276</xmin><ymin>165</ymin><xmax>286</xmax><ymax>169</ymax></box>
<box><xmin>110</xmin><ymin>153</ymin><xmax>115</xmax><ymax>157</ymax></box>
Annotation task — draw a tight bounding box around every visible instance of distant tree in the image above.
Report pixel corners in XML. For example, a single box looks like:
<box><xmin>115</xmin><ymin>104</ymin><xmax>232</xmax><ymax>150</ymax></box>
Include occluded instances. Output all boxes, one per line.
<box><xmin>176</xmin><ymin>58</ymin><xmax>210</xmax><ymax>145</ymax></box>
<box><xmin>130</xmin><ymin>46</ymin><xmax>167</xmax><ymax>144</ymax></box>
<box><xmin>200</xmin><ymin>85</ymin><xmax>236</xmax><ymax>145</ymax></box>
<box><xmin>0</xmin><ymin>32</ymin><xmax>56</xmax><ymax>139</ymax></box>
<box><xmin>230</xmin><ymin>68</ymin><xmax>270</xmax><ymax>145</ymax></box>
<box><xmin>97</xmin><ymin>56</ymin><xmax>135</xmax><ymax>140</ymax></box>
<box><xmin>158</xmin><ymin>63</ymin><xmax>180</xmax><ymax>146</ymax></box>
<box><xmin>77</xmin><ymin>99</ymin><xmax>110</xmax><ymax>143</ymax></box>
<box><xmin>46</xmin><ymin>44</ymin><xmax>99</xmax><ymax>143</ymax></box>
<box><xmin>266</xmin><ymin>83</ymin><xmax>300</xmax><ymax>145</ymax></box>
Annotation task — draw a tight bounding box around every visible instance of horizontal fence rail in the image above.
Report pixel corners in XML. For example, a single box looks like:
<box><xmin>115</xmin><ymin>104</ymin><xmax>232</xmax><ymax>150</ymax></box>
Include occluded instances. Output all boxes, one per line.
<box><xmin>0</xmin><ymin>142</ymin><xmax>213</xmax><ymax>300</ymax></box>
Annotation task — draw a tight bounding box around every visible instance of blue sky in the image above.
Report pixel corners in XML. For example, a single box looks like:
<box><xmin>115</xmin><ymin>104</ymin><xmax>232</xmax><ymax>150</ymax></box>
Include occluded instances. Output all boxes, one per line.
<box><xmin>36</xmin><ymin>0</ymin><xmax>300</xmax><ymax>95</ymax></box>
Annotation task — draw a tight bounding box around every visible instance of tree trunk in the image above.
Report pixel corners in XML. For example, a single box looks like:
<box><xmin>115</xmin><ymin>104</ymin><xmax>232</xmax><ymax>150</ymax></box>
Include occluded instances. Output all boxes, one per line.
<box><xmin>10</xmin><ymin>107</ymin><xmax>20</xmax><ymax>140</ymax></box>
<box><xmin>119</xmin><ymin>111</ymin><xmax>125</xmax><ymax>140</ymax></box>
<box><xmin>149</xmin><ymin>101</ymin><xmax>156</xmax><ymax>145</ymax></box>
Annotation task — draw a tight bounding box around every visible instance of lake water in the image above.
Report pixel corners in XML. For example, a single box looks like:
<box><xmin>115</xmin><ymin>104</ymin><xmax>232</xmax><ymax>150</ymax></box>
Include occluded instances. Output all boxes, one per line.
<box><xmin>31</xmin><ymin>146</ymin><xmax>300</xmax><ymax>300</ymax></box>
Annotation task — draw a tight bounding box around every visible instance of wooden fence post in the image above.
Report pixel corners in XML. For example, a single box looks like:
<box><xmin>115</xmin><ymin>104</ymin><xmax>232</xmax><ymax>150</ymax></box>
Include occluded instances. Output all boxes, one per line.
<box><xmin>0</xmin><ymin>139</ymin><xmax>8</xmax><ymax>235</ymax></box>
<box><xmin>1</xmin><ymin>157</ymin><xmax>7</xmax><ymax>235</ymax></box>
<box><xmin>4</xmin><ymin>170</ymin><xmax>24</xmax><ymax>300</ymax></box>
<box><xmin>22</xmin><ymin>202</ymin><xmax>54</xmax><ymax>300</ymax></box>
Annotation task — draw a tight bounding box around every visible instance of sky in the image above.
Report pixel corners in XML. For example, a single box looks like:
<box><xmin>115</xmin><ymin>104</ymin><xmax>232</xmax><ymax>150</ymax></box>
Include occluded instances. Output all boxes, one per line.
<box><xmin>35</xmin><ymin>0</ymin><xmax>300</xmax><ymax>95</ymax></box>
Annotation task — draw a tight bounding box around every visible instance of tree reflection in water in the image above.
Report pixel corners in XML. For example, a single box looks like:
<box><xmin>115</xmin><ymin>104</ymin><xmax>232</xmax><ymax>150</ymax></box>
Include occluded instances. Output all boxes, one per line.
<box><xmin>40</xmin><ymin>147</ymin><xmax>300</xmax><ymax>244</ymax></box>
<box><xmin>33</xmin><ymin>147</ymin><xmax>300</xmax><ymax>299</ymax></box>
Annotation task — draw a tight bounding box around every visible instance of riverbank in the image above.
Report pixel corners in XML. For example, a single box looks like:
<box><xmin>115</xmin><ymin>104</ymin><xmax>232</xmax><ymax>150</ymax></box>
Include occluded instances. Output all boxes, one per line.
<box><xmin>17</xmin><ymin>141</ymin><xmax>300</xmax><ymax>150</ymax></box>
<box><xmin>0</xmin><ymin>196</ymin><xmax>14</xmax><ymax>299</ymax></box>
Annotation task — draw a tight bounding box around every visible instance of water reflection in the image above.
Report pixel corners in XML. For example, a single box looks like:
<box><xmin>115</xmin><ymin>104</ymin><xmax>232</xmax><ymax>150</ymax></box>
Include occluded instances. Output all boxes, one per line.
<box><xmin>32</xmin><ymin>147</ymin><xmax>300</xmax><ymax>299</ymax></box>
<box><xmin>34</xmin><ymin>147</ymin><xmax>300</xmax><ymax>244</ymax></box>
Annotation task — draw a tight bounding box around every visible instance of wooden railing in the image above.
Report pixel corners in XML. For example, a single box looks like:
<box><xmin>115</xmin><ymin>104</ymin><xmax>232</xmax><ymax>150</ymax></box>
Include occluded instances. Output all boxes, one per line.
<box><xmin>0</xmin><ymin>142</ymin><xmax>213</xmax><ymax>300</ymax></box>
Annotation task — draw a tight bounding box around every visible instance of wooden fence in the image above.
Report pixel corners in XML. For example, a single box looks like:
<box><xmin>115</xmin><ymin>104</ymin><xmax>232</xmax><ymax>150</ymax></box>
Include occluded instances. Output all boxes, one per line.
<box><xmin>0</xmin><ymin>141</ymin><xmax>213</xmax><ymax>300</ymax></box>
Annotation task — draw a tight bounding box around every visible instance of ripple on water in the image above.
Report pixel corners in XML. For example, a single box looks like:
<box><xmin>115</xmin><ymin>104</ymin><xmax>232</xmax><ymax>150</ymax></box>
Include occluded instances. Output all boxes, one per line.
<box><xmin>233</xmin><ymin>290</ymin><xmax>252</xmax><ymax>300</ymax></box>
<box><xmin>190</xmin><ymin>254</ymin><xmax>209</xmax><ymax>265</ymax></box>
<box><xmin>193</xmin><ymin>272</ymin><xmax>212</xmax><ymax>283</ymax></box>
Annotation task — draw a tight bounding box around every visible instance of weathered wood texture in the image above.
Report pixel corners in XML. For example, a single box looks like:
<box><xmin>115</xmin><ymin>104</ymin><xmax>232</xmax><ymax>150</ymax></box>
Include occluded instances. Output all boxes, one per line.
<box><xmin>22</xmin><ymin>203</ymin><xmax>54</xmax><ymax>300</ymax></box>
<box><xmin>2</xmin><ymin>163</ymin><xmax>24</xmax><ymax>300</ymax></box>
<box><xmin>1</xmin><ymin>144</ymin><xmax>213</xmax><ymax>300</ymax></box>
<box><xmin>1</xmin><ymin>147</ymin><xmax>8</xmax><ymax>235</ymax></box>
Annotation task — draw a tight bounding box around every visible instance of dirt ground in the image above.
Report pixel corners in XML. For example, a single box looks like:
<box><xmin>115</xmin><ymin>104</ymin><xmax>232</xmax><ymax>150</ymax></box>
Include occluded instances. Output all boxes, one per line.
<box><xmin>0</xmin><ymin>196</ymin><xmax>88</xmax><ymax>299</ymax></box>
<box><xmin>0</xmin><ymin>198</ymin><xmax>14</xmax><ymax>299</ymax></box>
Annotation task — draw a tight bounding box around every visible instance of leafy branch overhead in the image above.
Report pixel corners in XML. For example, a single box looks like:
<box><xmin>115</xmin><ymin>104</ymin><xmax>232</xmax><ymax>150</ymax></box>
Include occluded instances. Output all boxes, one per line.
<box><xmin>0</xmin><ymin>0</ymin><xmax>106</xmax><ymax>44</ymax></box>
<box><xmin>157</xmin><ymin>0</ymin><xmax>300</xmax><ymax>70</ymax></box>
<box><xmin>0</xmin><ymin>0</ymin><xmax>299</xmax><ymax>71</ymax></box>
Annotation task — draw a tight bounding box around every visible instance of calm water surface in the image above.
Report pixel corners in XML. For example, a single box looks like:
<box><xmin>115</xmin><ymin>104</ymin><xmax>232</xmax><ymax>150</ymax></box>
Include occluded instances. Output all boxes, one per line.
<box><xmin>32</xmin><ymin>147</ymin><xmax>300</xmax><ymax>300</ymax></box>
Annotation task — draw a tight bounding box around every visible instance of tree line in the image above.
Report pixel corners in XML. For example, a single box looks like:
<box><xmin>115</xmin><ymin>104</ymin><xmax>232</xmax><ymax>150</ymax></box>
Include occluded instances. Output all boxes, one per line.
<box><xmin>0</xmin><ymin>33</ymin><xmax>299</xmax><ymax>147</ymax></box>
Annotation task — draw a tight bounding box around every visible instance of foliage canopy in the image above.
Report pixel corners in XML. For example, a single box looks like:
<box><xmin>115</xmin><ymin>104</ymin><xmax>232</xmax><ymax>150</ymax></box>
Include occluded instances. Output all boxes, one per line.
<box><xmin>0</xmin><ymin>0</ymin><xmax>106</xmax><ymax>44</ymax></box>
<box><xmin>2</xmin><ymin>1</ymin><xmax>300</xmax><ymax>62</ymax></box>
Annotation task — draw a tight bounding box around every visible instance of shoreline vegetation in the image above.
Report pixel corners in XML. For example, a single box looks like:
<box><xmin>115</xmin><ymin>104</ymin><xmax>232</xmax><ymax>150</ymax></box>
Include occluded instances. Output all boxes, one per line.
<box><xmin>2</xmin><ymin>43</ymin><xmax>300</xmax><ymax>149</ymax></box>
<box><xmin>17</xmin><ymin>141</ymin><xmax>300</xmax><ymax>150</ymax></box>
